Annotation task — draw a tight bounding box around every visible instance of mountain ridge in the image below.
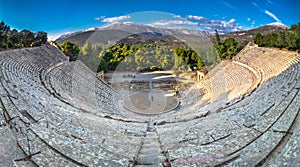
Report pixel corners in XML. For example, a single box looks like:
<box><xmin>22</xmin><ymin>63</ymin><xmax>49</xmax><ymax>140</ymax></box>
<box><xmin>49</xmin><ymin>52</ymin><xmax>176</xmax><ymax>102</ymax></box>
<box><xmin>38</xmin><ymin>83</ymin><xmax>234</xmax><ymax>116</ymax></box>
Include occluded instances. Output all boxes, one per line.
<box><xmin>55</xmin><ymin>22</ymin><xmax>288</xmax><ymax>49</ymax></box>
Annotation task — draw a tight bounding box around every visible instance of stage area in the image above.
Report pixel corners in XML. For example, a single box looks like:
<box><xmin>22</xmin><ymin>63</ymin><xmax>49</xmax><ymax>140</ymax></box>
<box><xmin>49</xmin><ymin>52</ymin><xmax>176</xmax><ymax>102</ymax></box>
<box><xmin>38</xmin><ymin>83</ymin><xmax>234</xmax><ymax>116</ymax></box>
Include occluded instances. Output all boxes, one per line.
<box><xmin>123</xmin><ymin>90</ymin><xmax>179</xmax><ymax>115</ymax></box>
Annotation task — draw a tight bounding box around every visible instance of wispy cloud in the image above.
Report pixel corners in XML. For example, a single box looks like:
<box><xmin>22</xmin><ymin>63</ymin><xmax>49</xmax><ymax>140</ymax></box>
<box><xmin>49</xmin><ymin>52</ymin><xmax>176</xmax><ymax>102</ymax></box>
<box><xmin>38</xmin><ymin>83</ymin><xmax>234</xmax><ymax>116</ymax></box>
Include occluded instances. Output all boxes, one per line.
<box><xmin>102</xmin><ymin>15</ymin><xmax>131</xmax><ymax>23</ymax></box>
<box><xmin>251</xmin><ymin>1</ymin><xmax>263</xmax><ymax>12</ymax></box>
<box><xmin>266</xmin><ymin>0</ymin><xmax>274</xmax><ymax>5</ymax></box>
<box><xmin>251</xmin><ymin>20</ymin><xmax>256</xmax><ymax>27</ymax></box>
<box><xmin>147</xmin><ymin>20</ymin><xmax>198</xmax><ymax>27</ymax></box>
<box><xmin>222</xmin><ymin>1</ymin><xmax>238</xmax><ymax>10</ymax></box>
<box><xmin>188</xmin><ymin>15</ymin><xmax>208</xmax><ymax>22</ymax></box>
<box><xmin>187</xmin><ymin>15</ymin><xmax>244</xmax><ymax>33</ymax></box>
<box><xmin>95</xmin><ymin>16</ymin><xmax>106</xmax><ymax>21</ymax></box>
<box><xmin>150</xmin><ymin>15</ymin><xmax>244</xmax><ymax>33</ymax></box>
<box><xmin>173</xmin><ymin>14</ymin><xmax>183</xmax><ymax>19</ymax></box>
<box><xmin>251</xmin><ymin>1</ymin><xmax>259</xmax><ymax>8</ymax></box>
<box><xmin>247</xmin><ymin>17</ymin><xmax>256</xmax><ymax>27</ymax></box>
<box><xmin>265</xmin><ymin>10</ymin><xmax>281</xmax><ymax>22</ymax></box>
<box><xmin>251</xmin><ymin>1</ymin><xmax>281</xmax><ymax>23</ymax></box>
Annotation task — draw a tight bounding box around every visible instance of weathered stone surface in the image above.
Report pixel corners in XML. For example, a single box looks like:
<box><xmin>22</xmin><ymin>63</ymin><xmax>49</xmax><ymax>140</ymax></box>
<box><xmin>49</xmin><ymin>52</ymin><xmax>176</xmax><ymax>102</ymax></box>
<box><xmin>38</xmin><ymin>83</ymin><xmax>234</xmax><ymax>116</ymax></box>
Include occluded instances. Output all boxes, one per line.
<box><xmin>0</xmin><ymin>45</ymin><xmax>299</xmax><ymax>166</ymax></box>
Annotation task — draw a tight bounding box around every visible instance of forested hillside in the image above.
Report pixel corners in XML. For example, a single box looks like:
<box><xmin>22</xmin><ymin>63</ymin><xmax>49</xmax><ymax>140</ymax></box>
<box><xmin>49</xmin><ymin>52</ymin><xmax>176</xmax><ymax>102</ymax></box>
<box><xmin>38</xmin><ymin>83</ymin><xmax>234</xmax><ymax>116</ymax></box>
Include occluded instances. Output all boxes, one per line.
<box><xmin>95</xmin><ymin>43</ymin><xmax>206</xmax><ymax>72</ymax></box>
<box><xmin>0</xmin><ymin>21</ymin><xmax>47</xmax><ymax>50</ymax></box>
<box><xmin>254</xmin><ymin>22</ymin><xmax>300</xmax><ymax>50</ymax></box>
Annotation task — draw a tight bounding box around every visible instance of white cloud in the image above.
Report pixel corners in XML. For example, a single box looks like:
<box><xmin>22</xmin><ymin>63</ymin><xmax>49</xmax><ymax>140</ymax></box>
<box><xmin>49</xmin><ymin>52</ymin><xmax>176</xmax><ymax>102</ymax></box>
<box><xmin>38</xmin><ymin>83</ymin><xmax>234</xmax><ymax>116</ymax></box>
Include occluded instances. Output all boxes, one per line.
<box><xmin>173</xmin><ymin>14</ymin><xmax>183</xmax><ymax>19</ymax></box>
<box><xmin>247</xmin><ymin>18</ymin><xmax>255</xmax><ymax>27</ymax></box>
<box><xmin>95</xmin><ymin>16</ymin><xmax>106</xmax><ymax>21</ymax></box>
<box><xmin>187</xmin><ymin>15</ymin><xmax>208</xmax><ymax>22</ymax></box>
<box><xmin>102</xmin><ymin>15</ymin><xmax>131</xmax><ymax>23</ymax></box>
<box><xmin>265</xmin><ymin>10</ymin><xmax>281</xmax><ymax>22</ymax></box>
<box><xmin>228</xmin><ymin>19</ymin><xmax>235</xmax><ymax>23</ymax></box>
<box><xmin>187</xmin><ymin>15</ymin><xmax>244</xmax><ymax>33</ymax></box>
<box><xmin>147</xmin><ymin>20</ymin><xmax>198</xmax><ymax>27</ymax></box>
<box><xmin>251</xmin><ymin>20</ymin><xmax>256</xmax><ymax>27</ymax></box>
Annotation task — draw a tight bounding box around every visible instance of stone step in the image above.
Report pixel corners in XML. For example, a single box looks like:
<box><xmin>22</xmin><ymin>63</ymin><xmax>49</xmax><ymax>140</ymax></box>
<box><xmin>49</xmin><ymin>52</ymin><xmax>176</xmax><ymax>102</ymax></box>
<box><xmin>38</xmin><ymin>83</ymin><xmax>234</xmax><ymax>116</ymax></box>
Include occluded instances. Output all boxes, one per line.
<box><xmin>143</xmin><ymin>136</ymin><xmax>159</xmax><ymax>140</ymax></box>
<box><xmin>142</xmin><ymin>141</ymin><xmax>160</xmax><ymax>148</ymax></box>
<box><xmin>137</xmin><ymin>154</ymin><xmax>166</xmax><ymax>165</ymax></box>
<box><xmin>135</xmin><ymin>165</ymin><xmax>162</xmax><ymax>167</ymax></box>
<box><xmin>140</xmin><ymin>149</ymin><xmax>162</xmax><ymax>155</ymax></box>
<box><xmin>146</xmin><ymin>131</ymin><xmax>156</xmax><ymax>136</ymax></box>
<box><xmin>148</xmin><ymin>126</ymin><xmax>155</xmax><ymax>132</ymax></box>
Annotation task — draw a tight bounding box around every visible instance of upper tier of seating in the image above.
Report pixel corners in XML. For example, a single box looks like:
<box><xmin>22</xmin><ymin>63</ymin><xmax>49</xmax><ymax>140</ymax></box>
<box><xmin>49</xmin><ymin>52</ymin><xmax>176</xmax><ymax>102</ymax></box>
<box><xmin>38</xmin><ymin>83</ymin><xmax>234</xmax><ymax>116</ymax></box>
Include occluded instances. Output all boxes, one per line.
<box><xmin>234</xmin><ymin>43</ymin><xmax>299</xmax><ymax>84</ymax></box>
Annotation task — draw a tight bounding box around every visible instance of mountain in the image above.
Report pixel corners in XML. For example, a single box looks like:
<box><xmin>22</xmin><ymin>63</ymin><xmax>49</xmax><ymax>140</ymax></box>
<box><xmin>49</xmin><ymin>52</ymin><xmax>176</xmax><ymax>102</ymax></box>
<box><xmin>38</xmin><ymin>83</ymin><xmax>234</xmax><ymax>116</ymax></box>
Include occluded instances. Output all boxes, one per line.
<box><xmin>267</xmin><ymin>22</ymin><xmax>288</xmax><ymax>29</ymax></box>
<box><xmin>55</xmin><ymin>22</ymin><xmax>210</xmax><ymax>47</ymax></box>
<box><xmin>100</xmin><ymin>22</ymin><xmax>209</xmax><ymax>36</ymax></box>
<box><xmin>115</xmin><ymin>34</ymin><xmax>188</xmax><ymax>49</ymax></box>
<box><xmin>55</xmin><ymin>22</ymin><xmax>288</xmax><ymax>50</ymax></box>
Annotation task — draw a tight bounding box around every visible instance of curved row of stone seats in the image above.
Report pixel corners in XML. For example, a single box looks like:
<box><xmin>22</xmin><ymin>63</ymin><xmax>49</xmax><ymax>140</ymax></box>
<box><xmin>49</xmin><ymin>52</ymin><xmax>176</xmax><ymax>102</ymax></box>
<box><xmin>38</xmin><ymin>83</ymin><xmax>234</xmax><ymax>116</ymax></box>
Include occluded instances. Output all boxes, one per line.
<box><xmin>1</xmin><ymin>44</ymin><xmax>299</xmax><ymax>166</ymax></box>
<box><xmin>45</xmin><ymin>60</ymin><xmax>122</xmax><ymax>115</ymax></box>
<box><xmin>2</xmin><ymin>78</ymin><xmax>147</xmax><ymax>166</ymax></box>
<box><xmin>262</xmin><ymin>98</ymin><xmax>300</xmax><ymax>166</ymax></box>
<box><xmin>4</xmin><ymin>45</ymin><xmax>68</xmax><ymax>69</ymax></box>
<box><xmin>161</xmin><ymin>61</ymin><xmax>254</xmax><ymax>122</ymax></box>
<box><xmin>171</xmin><ymin>45</ymin><xmax>299</xmax><ymax>123</ymax></box>
<box><xmin>234</xmin><ymin>44</ymin><xmax>299</xmax><ymax>84</ymax></box>
<box><xmin>155</xmin><ymin>59</ymin><xmax>300</xmax><ymax>166</ymax></box>
<box><xmin>0</xmin><ymin>102</ymin><xmax>29</xmax><ymax>167</ymax></box>
<box><xmin>185</xmin><ymin>61</ymin><xmax>253</xmax><ymax>104</ymax></box>
<box><xmin>228</xmin><ymin>62</ymin><xmax>299</xmax><ymax>113</ymax></box>
<box><xmin>0</xmin><ymin>46</ymin><xmax>148</xmax><ymax>166</ymax></box>
<box><xmin>1</xmin><ymin>70</ymin><xmax>84</xmax><ymax>166</ymax></box>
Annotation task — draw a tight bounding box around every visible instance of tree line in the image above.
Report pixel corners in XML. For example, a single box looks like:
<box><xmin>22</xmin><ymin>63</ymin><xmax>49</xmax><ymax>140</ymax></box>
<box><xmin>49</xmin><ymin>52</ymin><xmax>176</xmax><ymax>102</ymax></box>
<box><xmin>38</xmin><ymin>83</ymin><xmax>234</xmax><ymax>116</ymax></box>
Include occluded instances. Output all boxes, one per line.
<box><xmin>0</xmin><ymin>21</ymin><xmax>47</xmax><ymax>50</ymax></box>
<box><xmin>61</xmin><ymin>38</ymin><xmax>219</xmax><ymax>72</ymax></box>
<box><xmin>94</xmin><ymin>43</ymin><xmax>205</xmax><ymax>72</ymax></box>
<box><xmin>254</xmin><ymin>22</ymin><xmax>300</xmax><ymax>51</ymax></box>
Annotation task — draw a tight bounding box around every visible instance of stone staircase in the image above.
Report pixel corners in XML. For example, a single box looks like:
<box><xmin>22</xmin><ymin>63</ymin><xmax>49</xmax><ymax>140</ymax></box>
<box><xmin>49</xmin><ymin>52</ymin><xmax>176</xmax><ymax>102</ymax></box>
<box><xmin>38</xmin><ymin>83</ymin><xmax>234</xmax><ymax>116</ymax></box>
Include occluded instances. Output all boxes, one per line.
<box><xmin>134</xmin><ymin>121</ymin><xmax>171</xmax><ymax>166</ymax></box>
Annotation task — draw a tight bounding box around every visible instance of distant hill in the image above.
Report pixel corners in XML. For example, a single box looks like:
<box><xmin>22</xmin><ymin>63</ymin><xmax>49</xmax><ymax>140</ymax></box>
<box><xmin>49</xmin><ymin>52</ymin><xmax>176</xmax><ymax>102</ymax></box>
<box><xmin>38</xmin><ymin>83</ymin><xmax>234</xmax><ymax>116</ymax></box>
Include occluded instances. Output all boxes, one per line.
<box><xmin>116</xmin><ymin>34</ymin><xmax>188</xmax><ymax>48</ymax></box>
<box><xmin>217</xmin><ymin>22</ymin><xmax>288</xmax><ymax>49</ymax></box>
<box><xmin>55</xmin><ymin>29</ymin><xmax>133</xmax><ymax>46</ymax></box>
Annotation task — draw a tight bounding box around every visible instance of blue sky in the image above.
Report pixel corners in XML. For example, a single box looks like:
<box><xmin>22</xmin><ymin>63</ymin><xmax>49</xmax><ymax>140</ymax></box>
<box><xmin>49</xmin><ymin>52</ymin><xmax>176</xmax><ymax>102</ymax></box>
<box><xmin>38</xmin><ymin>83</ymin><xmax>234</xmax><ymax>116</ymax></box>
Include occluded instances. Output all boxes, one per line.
<box><xmin>0</xmin><ymin>0</ymin><xmax>299</xmax><ymax>39</ymax></box>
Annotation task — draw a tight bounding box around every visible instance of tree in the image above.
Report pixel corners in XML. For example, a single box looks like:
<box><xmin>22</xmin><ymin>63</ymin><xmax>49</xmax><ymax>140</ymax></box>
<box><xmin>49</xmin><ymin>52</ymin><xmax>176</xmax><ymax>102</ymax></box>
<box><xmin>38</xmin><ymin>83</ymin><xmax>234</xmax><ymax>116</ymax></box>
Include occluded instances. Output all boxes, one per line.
<box><xmin>97</xmin><ymin>59</ymin><xmax>107</xmax><ymax>72</ymax></box>
<box><xmin>7</xmin><ymin>29</ymin><xmax>20</xmax><ymax>48</ymax></box>
<box><xmin>0</xmin><ymin>21</ymin><xmax>48</xmax><ymax>50</ymax></box>
<box><xmin>214</xmin><ymin>29</ymin><xmax>223</xmax><ymax>58</ymax></box>
<box><xmin>291</xmin><ymin>22</ymin><xmax>300</xmax><ymax>35</ymax></box>
<box><xmin>32</xmin><ymin>31</ymin><xmax>47</xmax><ymax>46</ymax></box>
<box><xmin>254</xmin><ymin>33</ymin><xmax>264</xmax><ymax>46</ymax></box>
<box><xmin>296</xmin><ymin>38</ymin><xmax>300</xmax><ymax>51</ymax></box>
<box><xmin>214</xmin><ymin>30</ymin><xmax>238</xmax><ymax>60</ymax></box>
<box><xmin>278</xmin><ymin>31</ymin><xmax>288</xmax><ymax>49</ymax></box>
<box><xmin>59</xmin><ymin>41</ymin><xmax>80</xmax><ymax>61</ymax></box>
<box><xmin>81</xmin><ymin>42</ymin><xmax>93</xmax><ymax>56</ymax></box>
<box><xmin>223</xmin><ymin>38</ymin><xmax>238</xmax><ymax>59</ymax></box>
<box><xmin>19</xmin><ymin>30</ymin><xmax>35</xmax><ymax>47</ymax></box>
<box><xmin>271</xmin><ymin>33</ymin><xmax>279</xmax><ymax>47</ymax></box>
<box><xmin>0</xmin><ymin>21</ymin><xmax>10</xmax><ymax>49</ymax></box>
